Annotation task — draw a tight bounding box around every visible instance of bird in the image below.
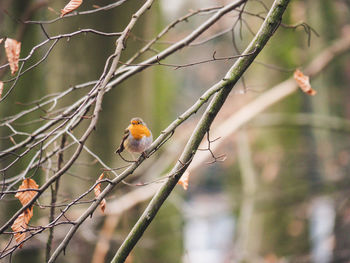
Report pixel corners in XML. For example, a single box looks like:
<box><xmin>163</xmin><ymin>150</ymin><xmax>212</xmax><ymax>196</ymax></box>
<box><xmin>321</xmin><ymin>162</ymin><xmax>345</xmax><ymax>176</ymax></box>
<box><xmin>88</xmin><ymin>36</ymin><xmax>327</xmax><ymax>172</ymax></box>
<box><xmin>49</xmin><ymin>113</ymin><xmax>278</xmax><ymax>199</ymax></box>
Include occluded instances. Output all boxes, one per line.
<box><xmin>115</xmin><ymin>117</ymin><xmax>153</xmax><ymax>159</ymax></box>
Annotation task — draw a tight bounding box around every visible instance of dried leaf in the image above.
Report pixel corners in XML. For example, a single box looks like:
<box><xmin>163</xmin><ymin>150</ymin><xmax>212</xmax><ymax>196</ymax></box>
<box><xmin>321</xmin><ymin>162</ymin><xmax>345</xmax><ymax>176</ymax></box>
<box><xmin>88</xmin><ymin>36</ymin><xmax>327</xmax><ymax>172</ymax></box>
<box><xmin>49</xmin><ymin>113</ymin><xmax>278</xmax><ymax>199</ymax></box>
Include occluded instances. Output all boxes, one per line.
<box><xmin>0</xmin><ymin>81</ymin><xmax>3</xmax><ymax>99</ymax></box>
<box><xmin>294</xmin><ymin>69</ymin><xmax>316</xmax><ymax>96</ymax></box>
<box><xmin>4</xmin><ymin>38</ymin><xmax>21</xmax><ymax>75</ymax></box>
<box><xmin>11</xmin><ymin>208</ymin><xmax>33</xmax><ymax>248</ymax></box>
<box><xmin>178</xmin><ymin>171</ymin><xmax>189</xmax><ymax>190</ymax></box>
<box><xmin>94</xmin><ymin>173</ymin><xmax>106</xmax><ymax>213</ymax></box>
<box><xmin>15</xmin><ymin>178</ymin><xmax>39</xmax><ymax>206</ymax></box>
<box><xmin>100</xmin><ymin>199</ymin><xmax>106</xmax><ymax>213</ymax></box>
<box><xmin>24</xmin><ymin>207</ymin><xmax>34</xmax><ymax>224</ymax></box>
<box><xmin>94</xmin><ymin>173</ymin><xmax>103</xmax><ymax>196</ymax></box>
<box><xmin>11</xmin><ymin>179</ymin><xmax>37</xmax><ymax>248</ymax></box>
<box><xmin>11</xmin><ymin>212</ymin><xmax>27</xmax><ymax>248</ymax></box>
<box><xmin>61</xmin><ymin>0</ymin><xmax>83</xmax><ymax>17</ymax></box>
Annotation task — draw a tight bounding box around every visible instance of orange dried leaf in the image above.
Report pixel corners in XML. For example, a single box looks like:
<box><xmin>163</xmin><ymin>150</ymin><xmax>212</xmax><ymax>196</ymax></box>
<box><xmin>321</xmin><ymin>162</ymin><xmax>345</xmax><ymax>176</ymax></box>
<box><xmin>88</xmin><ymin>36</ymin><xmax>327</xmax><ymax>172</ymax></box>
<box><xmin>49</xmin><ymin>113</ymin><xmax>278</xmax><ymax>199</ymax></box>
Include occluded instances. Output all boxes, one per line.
<box><xmin>4</xmin><ymin>38</ymin><xmax>21</xmax><ymax>75</ymax></box>
<box><xmin>0</xmin><ymin>81</ymin><xmax>3</xmax><ymax>99</ymax></box>
<box><xmin>294</xmin><ymin>69</ymin><xmax>316</xmax><ymax>96</ymax></box>
<box><xmin>12</xmin><ymin>178</ymin><xmax>36</xmax><ymax>248</ymax></box>
<box><xmin>178</xmin><ymin>171</ymin><xmax>189</xmax><ymax>190</ymax></box>
<box><xmin>61</xmin><ymin>0</ymin><xmax>83</xmax><ymax>17</ymax></box>
<box><xmin>94</xmin><ymin>173</ymin><xmax>106</xmax><ymax>213</ymax></box>
<box><xmin>15</xmin><ymin>178</ymin><xmax>39</xmax><ymax>206</ymax></box>
<box><xmin>11</xmin><ymin>212</ymin><xmax>28</xmax><ymax>248</ymax></box>
<box><xmin>24</xmin><ymin>207</ymin><xmax>34</xmax><ymax>224</ymax></box>
<box><xmin>11</xmin><ymin>208</ymin><xmax>33</xmax><ymax>247</ymax></box>
<box><xmin>94</xmin><ymin>173</ymin><xmax>103</xmax><ymax>196</ymax></box>
<box><xmin>100</xmin><ymin>199</ymin><xmax>106</xmax><ymax>213</ymax></box>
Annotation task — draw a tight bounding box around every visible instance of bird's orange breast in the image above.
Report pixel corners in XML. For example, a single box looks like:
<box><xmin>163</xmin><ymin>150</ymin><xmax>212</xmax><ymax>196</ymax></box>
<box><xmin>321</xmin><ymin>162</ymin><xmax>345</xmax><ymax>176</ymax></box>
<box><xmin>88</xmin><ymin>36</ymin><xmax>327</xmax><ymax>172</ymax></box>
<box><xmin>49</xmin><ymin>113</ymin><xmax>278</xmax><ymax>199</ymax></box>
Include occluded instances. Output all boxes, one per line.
<box><xmin>128</xmin><ymin>124</ymin><xmax>151</xmax><ymax>140</ymax></box>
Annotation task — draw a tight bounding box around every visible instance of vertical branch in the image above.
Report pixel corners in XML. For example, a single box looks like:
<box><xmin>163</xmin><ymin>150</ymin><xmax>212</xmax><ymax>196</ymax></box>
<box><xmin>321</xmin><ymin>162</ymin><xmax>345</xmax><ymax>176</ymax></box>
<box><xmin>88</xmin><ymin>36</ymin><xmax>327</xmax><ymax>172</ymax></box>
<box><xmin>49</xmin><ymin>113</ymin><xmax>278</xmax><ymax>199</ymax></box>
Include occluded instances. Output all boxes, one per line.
<box><xmin>110</xmin><ymin>0</ymin><xmax>290</xmax><ymax>262</ymax></box>
<box><xmin>46</xmin><ymin>134</ymin><xmax>66</xmax><ymax>261</ymax></box>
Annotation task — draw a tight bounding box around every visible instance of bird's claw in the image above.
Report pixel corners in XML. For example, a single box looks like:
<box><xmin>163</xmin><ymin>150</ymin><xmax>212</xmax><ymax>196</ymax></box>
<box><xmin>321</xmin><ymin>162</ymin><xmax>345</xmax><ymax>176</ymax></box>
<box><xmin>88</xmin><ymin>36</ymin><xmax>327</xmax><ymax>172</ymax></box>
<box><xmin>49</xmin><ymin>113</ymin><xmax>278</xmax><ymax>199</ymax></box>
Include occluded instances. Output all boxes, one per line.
<box><xmin>141</xmin><ymin>151</ymin><xmax>149</xmax><ymax>159</ymax></box>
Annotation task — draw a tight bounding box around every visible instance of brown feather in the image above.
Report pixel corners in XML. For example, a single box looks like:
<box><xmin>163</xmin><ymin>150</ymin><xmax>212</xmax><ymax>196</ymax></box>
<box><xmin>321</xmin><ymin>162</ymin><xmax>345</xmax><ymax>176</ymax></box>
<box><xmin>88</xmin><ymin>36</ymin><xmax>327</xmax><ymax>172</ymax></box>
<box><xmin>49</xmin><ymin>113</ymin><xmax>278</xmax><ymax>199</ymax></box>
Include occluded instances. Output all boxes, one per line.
<box><xmin>115</xmin><ymin>128</ymin><xmax>130</xmax><ymax>154</ymax></box>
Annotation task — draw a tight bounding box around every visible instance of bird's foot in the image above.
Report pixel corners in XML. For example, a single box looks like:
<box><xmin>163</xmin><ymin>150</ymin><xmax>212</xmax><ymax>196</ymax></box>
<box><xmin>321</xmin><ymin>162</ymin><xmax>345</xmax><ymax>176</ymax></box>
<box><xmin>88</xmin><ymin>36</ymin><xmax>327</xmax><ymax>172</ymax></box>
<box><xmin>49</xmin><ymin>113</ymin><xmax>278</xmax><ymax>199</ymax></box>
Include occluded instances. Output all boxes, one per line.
<box><xmin>117</xmin><ymin>152</ymin><xmax>135</xmax><ymax>163</ymax></box>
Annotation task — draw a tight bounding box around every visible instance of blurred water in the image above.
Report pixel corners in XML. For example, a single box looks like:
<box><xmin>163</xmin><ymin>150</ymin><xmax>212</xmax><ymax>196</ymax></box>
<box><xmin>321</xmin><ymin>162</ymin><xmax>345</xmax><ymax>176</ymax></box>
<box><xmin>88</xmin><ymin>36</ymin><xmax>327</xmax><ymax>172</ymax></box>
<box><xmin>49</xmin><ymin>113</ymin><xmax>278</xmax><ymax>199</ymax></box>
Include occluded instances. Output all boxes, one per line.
<box><xmin>309</xmin><ymin>197</ymin><xmax>335</xmax><ymax>263</ymax></box>
<box><xmin>182</xmin><ymin>194</ymin><xmax>235</xmax><ymax>263</ymax></box>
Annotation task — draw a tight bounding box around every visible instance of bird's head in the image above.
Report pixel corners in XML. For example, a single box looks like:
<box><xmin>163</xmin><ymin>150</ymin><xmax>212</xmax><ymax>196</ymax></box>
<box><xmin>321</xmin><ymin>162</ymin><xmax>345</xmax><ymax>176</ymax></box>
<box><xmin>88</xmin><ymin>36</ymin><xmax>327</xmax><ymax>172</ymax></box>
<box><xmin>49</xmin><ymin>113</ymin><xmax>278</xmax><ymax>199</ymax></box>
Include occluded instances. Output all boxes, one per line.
<box><xmin>130</xmin><ymin>117</ymin><xmax>144</xmax><ymax>126</ymax></box>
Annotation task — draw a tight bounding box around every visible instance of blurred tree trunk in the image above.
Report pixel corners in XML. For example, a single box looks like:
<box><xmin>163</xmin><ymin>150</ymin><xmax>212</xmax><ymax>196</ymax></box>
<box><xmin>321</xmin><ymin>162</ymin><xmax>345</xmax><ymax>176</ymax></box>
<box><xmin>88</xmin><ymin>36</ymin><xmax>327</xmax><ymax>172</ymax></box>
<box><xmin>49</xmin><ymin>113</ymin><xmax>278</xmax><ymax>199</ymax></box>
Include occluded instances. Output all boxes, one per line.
<box><xmin>235</xmin><ymin>130</ymin><xmax>262</xmax><ymax>261</ymax></box>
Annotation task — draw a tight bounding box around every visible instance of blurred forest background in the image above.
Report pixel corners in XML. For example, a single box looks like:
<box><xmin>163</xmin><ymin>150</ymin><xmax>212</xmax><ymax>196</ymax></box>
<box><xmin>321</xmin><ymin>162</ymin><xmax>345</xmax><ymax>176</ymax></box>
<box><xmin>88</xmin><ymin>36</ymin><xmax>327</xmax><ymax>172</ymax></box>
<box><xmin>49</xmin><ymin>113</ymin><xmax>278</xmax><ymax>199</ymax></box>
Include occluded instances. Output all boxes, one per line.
<box><xmin>1</xmin><ymin>0</ymin><xmax>350</xmax><ymax>262</ymax></box>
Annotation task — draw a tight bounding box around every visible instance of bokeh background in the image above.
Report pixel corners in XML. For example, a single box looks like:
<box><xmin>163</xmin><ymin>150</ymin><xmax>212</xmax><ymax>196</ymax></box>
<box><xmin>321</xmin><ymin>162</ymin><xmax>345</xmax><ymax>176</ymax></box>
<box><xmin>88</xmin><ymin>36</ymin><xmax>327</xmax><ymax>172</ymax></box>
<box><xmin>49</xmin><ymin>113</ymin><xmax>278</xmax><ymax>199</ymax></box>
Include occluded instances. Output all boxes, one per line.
<box><xmin>1</xmin><ymin>0</ymin><xmax>350</xmax><ymax>262</ymax></box>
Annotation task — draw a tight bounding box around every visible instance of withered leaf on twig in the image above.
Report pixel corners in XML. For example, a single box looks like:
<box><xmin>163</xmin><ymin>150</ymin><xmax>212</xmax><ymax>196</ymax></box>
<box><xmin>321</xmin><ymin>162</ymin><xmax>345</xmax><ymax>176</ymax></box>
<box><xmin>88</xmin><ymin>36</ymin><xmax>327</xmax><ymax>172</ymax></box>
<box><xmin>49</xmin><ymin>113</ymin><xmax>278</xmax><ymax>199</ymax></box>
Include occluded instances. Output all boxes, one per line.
<box><xmin>11</xmin><ymin>178</ymin><xmax>38</xmax><ymax>247</ymax></box>
<box><xmin>94</xmin><ymin>173</ymin><xmax>107</xmax><ymax>213</ymax></box>
<box><xmin>4</xmin><ymin>38</ymin><xmax>21</xmax><ymax>75</ymax></box>
<box><xmin>178</xmin><ymin>171</ymin><xmax>189</xmax><ymax>190</ymax></box>
<box><xmin>15</xmin><ymin>178</ymin><xmax>39</xmax><ymax>206</ymax></box>
<box><xmin>294</xmin><ymin>69</ymin><xmax>316</xmax><ymax>96</ymax></box>
<box><xmin>61</xmin><ymin>0</ymin><xmax>83</xmax><ymax>17</ymax></box>
<box><xmin>11</xmin><ymin>211</ymin><xmax>29</xmax><ymax>248</ymax></box>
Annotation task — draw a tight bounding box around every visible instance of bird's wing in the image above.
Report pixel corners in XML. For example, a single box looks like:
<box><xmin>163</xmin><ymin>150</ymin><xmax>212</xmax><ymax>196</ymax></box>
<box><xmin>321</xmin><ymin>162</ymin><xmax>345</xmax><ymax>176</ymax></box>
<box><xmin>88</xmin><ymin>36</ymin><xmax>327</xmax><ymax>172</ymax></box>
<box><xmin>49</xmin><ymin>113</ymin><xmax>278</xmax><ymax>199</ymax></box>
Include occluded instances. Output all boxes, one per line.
<box><xmin>115</xmin><ymin>128</ymin><xmax>130</xmax><ymax>153</ymax></box>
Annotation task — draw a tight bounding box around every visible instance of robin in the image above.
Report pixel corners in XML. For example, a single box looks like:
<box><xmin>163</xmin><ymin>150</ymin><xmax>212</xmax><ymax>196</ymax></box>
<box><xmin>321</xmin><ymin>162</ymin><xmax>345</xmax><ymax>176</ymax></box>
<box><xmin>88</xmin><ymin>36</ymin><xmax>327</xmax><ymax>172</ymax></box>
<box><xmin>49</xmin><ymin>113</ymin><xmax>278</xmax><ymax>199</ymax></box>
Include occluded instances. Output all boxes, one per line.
<box><xmin>115</xmin><ymin>117</ymin><xmax>153</xmax><ymax>160</ymax></box>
